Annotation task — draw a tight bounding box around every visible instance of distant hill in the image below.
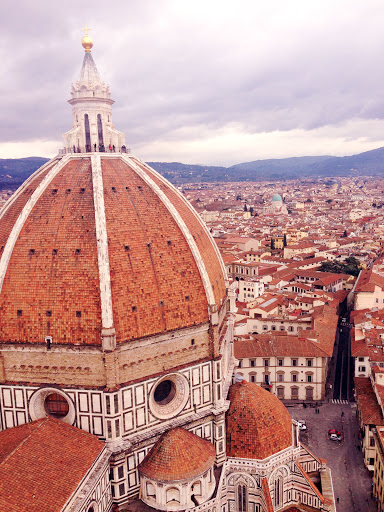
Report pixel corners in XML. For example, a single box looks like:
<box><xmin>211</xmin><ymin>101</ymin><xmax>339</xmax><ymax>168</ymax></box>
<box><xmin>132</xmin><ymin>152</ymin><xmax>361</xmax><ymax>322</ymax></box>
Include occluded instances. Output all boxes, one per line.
<box><xmin>2</xmin><ymin>147</ymin><xmax>384</xmax><ymax>189</ymax></box>
<box><xmin>0</xmin><ymin>157</ymin><xmax>49</xmax><ymax>189</ymax></box>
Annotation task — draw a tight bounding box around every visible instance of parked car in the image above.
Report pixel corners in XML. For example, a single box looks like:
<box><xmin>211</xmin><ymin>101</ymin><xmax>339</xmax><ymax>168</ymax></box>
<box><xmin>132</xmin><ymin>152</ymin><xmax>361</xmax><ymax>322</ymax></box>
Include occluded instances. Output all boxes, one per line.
<box><xmin>329</xmin><ymin>433</ymin><xmax>342</xmax><ymax>441</ymax></box>
<box><xmin>297</xmin><ymin>421</ymin><xmax>307</xmax><ymax>431</ymax></box>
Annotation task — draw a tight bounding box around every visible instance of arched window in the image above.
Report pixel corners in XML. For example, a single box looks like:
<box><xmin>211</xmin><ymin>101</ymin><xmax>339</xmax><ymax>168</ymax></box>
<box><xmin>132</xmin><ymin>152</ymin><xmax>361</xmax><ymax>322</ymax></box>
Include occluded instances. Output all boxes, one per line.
<box><xmin>84</xmin><ymin>114</ymin><xmax>91</xmax><ymax>151</ymax></box>
<box><xmin>274</xmin><ymin>476</ymin><xmax>283</xmax><ymax>507</ymax></box>
<box><xmin>166</xmin><ymin>487</ymin><xmax>180</xmax><ymax>504</ymax></box>
<box><xmin>146</xmin><ymin>482</ymin><xmax>156</xmax><ymax>498</ymax></box>
<box><xmin>97</xmin><ymin>114</ymin><xmax>104</xmax><ymax>149</ymax></box>
<box><xmin>237</xmin><ymin>484</ymin><xmax>247</xmax><ymax>512</ymax></box>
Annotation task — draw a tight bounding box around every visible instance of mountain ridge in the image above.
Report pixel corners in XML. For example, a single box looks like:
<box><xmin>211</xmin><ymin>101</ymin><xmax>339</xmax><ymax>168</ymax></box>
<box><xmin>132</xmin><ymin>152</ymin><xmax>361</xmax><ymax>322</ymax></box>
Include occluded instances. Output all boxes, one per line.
<box><xmin>1</xmin><ymin>146</ymin><xmax>384</xmax><ymax>188</ymax></box>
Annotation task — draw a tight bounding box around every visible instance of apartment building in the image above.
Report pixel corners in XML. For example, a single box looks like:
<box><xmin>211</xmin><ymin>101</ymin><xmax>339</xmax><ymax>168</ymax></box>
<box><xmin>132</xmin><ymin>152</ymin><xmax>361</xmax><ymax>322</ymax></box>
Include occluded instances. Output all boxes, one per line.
<box><xmin>235</xmin><ymin>334</ymin><xmax>328</xmax><ymax>401</ymax></box>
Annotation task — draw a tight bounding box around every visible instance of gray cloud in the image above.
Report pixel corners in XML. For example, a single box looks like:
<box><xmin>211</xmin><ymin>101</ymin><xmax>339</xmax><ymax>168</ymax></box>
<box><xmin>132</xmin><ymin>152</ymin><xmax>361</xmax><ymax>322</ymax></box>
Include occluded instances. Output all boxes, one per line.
<box><xmin>1</xmin><ymin>0</ymin><xmax>384</xmax><ymax>164</ymax></box>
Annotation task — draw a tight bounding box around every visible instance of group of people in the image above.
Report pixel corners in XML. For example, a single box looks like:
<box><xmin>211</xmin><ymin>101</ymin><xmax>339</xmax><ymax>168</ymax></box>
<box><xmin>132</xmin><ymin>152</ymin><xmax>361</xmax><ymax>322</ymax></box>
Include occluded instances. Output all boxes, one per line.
<box><xmin>70</xmin><ymin>144</ymin><xmax>127</xmax><ymax>153</ymax></box>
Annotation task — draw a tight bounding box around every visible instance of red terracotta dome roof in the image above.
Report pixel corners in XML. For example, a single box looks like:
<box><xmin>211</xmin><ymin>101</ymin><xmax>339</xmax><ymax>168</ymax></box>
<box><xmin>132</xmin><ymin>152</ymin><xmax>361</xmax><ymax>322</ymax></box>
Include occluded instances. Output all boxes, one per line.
<box><xmin>0</xmin><ymin>154</ymin><xmax>226</xmax><ymax>345</ymax></box>
<box><xmin>138</xmin><ymin>427</ymin><xmax>216</xmax><ymax>481</ymax></box>
<box><xmin>226</xmin><ymin>381</ymin><xmax>293</xmax><ymax>459</ymax></box>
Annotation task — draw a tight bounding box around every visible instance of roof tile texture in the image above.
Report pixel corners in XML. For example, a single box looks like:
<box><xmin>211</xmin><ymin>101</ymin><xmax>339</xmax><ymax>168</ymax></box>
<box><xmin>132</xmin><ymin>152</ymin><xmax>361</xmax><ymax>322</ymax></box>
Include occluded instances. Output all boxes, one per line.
<box><xmin>133</xmin><ymin>157</ymin><xmax>226</xmax><ymax>306</ymax></box>
<box><xmin>0</xmin><ymin>155</ymin><xmax>226</xmax><ymax>345</ymax></box>
<box><xmin>139</xmin><ymin>427</ymin><xmax>216</xmax><ymax>481</ymax></box>
<box><xmin>226</xmin><ymin>381</ymin><xmax>292</xmax><ymax>459</ymax></box>
<box><xmin>102</xmin><ymin>158</ymin><xmax>209</xmax><ymax>342</ymax></box>
<box><xmin>0</xmin><ymin>417</ymin><xmax>104</xmax><ymax>512</ymax></box>
<box><xmin>0</xmin><ymin>159</ymin><xmax>101</xmax><ymax>344</ymax></box>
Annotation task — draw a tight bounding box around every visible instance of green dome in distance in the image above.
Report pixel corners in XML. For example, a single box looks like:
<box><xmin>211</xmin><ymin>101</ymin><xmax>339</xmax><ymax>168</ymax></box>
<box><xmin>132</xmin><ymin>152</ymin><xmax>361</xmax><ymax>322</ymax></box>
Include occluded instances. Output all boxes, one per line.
<box><xmin>272</xmin><ymin>193</ymin><xmax>282</xmax><ymax>202</ymax></box>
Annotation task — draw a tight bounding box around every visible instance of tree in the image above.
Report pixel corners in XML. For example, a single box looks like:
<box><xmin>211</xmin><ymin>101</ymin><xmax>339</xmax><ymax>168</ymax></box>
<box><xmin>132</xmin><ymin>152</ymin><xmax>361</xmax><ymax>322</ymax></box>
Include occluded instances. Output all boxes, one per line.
<box><xmin>244</xmin><ymin>204</ymin><xmax>248</xmax><ymax>212</ymax></box>
<box><xmin>343</xmin><ymin>230</ymin><xmax>347</xmax><ymax>238</ymax></box>
<box><xmin>319</xmin><ymin>256</ymin><xmax>361</xmax><ymax>277</ymax></box>
<box><xmin>249</xmin><ymin>206</ymin><xmax>254</xmax><ymax>215</ymax></box>
<box><xmin>271</xmin><ymin>238</ymin><xmax>275</xmax><ymax>250</ymax></box>
<box><xmin>283</xmin><ymin>234</ymin><xmax>287</xmax><ymax>247</ymax></box>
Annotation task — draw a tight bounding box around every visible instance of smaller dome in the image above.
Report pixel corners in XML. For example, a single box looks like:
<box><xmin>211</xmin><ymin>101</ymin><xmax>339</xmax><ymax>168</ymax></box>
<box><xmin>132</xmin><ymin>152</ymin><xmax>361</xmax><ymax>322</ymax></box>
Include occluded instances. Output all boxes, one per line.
<box><xmin>139</xmin><ymin>427</ymin><xmax>216</xmax><ymax>481</ymax></box>
<box><xmin>226</xmin><ymin>381</ymin><xmax>293</xmax><ymax>459</ymax></box>
<box><xmin>272</xmin><ymin>193</ymin><xmax>283</xmax><ymax>202</ymax></box>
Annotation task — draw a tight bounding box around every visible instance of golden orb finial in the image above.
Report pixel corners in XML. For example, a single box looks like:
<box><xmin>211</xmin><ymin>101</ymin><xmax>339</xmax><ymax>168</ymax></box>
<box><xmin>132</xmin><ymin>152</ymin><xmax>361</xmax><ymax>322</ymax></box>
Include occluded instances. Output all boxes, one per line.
<box><xmin>81</xmin><ymin>25</ymin><xmax>93</xmax><ymax>52</ymax></box>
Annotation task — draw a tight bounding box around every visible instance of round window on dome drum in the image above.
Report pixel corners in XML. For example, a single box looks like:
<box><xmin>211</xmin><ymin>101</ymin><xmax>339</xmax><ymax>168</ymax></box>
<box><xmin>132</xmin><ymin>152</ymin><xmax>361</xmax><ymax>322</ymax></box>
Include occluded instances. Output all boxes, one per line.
<box><xmin>149</xmin><ymin>373</ymin><xmax>189</xmax><ymax>420</ymax></box>
<box><xmin>154</xmin><ymin>380</ymin><xmax>176</xmax><ymax>405</ymax></box>
<box><xmin>44</xmin><ymin>393</ymin><xmax>70</xmax><ymax>418</ymax></box>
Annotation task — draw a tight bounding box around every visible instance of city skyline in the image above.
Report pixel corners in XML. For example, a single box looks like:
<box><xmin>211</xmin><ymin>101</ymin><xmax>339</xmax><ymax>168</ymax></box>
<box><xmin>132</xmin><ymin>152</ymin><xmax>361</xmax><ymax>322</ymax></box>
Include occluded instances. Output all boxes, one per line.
<box><xmin>2</xmin><ymin>0</ymin><xmax>384</xmax><ymax>165</ymax></box>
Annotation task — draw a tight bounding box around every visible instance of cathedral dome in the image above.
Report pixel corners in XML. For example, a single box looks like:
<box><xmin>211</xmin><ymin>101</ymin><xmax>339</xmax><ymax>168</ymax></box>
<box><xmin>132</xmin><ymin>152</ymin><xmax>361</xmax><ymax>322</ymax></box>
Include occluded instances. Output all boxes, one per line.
<box><xmin>226</xmin><ymin>381</ymin><xmax>293</xmax><ymax>459</ymax></box>
<box><xmin>0</xmin><ymin>154</ymin><xmax>227</xmax><ymax>347</ymax></box>
<box><xmin>139</xmin><ymin>427</ymin><xmax>216</xmax><ymax>481</ymax></box>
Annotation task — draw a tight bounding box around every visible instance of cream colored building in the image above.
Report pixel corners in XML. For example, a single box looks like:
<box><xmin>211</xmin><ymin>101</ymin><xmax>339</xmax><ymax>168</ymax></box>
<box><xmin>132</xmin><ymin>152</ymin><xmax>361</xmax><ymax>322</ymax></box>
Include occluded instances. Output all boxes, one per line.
<box><xmin>235</xmin><ymin>336</ymin><xmax>329</xmax><ymax>401</ymax></box>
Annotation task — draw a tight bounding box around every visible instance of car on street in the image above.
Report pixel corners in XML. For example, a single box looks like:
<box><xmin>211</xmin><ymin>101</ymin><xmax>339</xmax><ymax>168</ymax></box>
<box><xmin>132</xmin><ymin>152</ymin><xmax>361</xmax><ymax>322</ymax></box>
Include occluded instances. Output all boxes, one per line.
<box><xmin>329</xmin><ymin>433</ymin><xmax>342</xmax><ymax>441</ymax></box>
<box><xmin>328</xmin><ymin>429</ymin><xmax>341</xmax><ymax>436</ymax></box>
<box><xmin>297</xmin><ymin>420</ymin><xmax>307</xmax><ymax>431</ymax></box>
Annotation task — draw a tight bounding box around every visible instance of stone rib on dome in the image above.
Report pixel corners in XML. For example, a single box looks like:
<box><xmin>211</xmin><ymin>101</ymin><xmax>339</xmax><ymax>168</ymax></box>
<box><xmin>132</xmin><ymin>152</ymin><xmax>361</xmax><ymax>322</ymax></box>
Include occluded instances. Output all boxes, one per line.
<box><xmin>0</xmin><ymin>154</ymin><xmax>227</xmax><ymax>346</ymax></box>
<box><xmin>226</xmin><ymin>381</ymin><xmax>293</xmax><ymax>459</ymax></box>
<box><xmin>138</xmin><ymin>427</ymin><xmax>216</xmax><ymax>481</ymax></box>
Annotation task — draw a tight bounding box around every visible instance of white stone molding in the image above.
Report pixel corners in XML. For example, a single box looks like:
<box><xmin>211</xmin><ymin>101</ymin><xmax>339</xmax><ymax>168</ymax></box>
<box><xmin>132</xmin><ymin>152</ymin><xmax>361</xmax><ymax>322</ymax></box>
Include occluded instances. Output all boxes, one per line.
<box><xmin>91</xmin><ymin>154</ymin><xmax>115</xmax><ymax>350</ymax></box>
<box><xmin>134</xmin><ymin>157</ymin><xmax>228</xmax><ymax>284</ymax></box>
<box><xmin>0</xmin><ymin>154</ymin><xmax>70</xmax><ymax>296</ymax></box>
<box><xmin>121</xmin><ymin>155</ymin><xmax>216</xmax><ymax>310</ymax></box>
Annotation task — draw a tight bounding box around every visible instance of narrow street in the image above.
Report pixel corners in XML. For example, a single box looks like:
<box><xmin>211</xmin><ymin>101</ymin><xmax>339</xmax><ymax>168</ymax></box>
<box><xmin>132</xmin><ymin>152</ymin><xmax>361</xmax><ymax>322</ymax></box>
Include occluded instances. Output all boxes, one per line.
<box><xmin>289</xmin><ymin>402</ymin><xmax>377</xmax><ymax>512</ymax></box>
<box><xmin>332</xmin><ymin>313</ymin><xmax>352</xmax><ymax>402</ymax></box>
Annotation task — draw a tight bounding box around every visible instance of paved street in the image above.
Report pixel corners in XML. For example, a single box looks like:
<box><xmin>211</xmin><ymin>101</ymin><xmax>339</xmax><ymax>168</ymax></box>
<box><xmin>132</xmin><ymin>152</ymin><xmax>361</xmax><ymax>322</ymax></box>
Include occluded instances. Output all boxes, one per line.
<box><xmin>289</xmin><ymin>401</ymin><xmax>377</xmax><ymax>512</ymax></box>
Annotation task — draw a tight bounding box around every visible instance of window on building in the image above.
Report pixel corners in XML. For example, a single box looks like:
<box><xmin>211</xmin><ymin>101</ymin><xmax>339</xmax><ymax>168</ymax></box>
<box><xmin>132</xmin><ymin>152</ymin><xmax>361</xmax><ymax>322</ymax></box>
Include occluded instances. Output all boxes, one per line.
<box><xmin>263</xmin><ymin>325</ymin><xmax>268</xmax><ymax>331</ymax></box>
<box><xmin>358</xmin><ymin>366</ymin><xmax>366</xmax><ymax>372</ymax></box>
<box><xmin>280</xmin><ymin>325</ymin><xmax>285</xmax><ymax>331</ymax></box>
<box><xmin>358</xmin><ymin>357</ymin><xmax>364</xmax><ymax>362</ymax></box>
<box><xmin>274</xmin><ymin>477</ymin><xmax>283</xmax><ymax>508</ymax></box>
<box><xmin>277</xmin><ymin>373</ymin><xmax>284</xmax><ymax>382</ymax></box>
<box><xmin>306</xmin><ymin>359</ymin><xmax>313</xmax><ymax>367</ymax></box>
<box><xmin>277</xmin><ymin>387</ymin><xmax>284</xmax><ymax>399</ymax></box>
<box><xmin>306</xmin><ymin>374</ymin><xmax>313</xmax><ymax>383</ymax></box>
<box><xmin>237</xmin><ymin>484</ymin><xmax>247</xmax><ymax>512</ymax></box>
<box><xmin>291</xmin><ymin>387</ymin><xmax>299</xmax><ymax>399</ymax></box>
<box><xmin>238</xmin><ymin>360</ymin><xmax>243</xmax><ymax>368</ymax></box>
<box><xmin>291</xmin><ymin>373</ymin><xmax>298</xmax><ymax>382</ymax></box>
<box><xmin>278</xmin><ymin>359</ymin><xmax>284</xmax><ymax>366</ymax></box>
<box><xmin>44</xmin><ymin>393</ymin><xmax>69</xmax><ymax>418</ymax></box>
<box><xmin>369</xmin><ymin>458</ymin><xmax>375</xmax><ymax>466</ymax></box>
<box><xmin>264</xmin><ymin>374</ymin><xmax>270</xmax><ymax>385</ymax></box>
<box><xmin>250</xmin><ymin>359</ymin><xmax>255</xmax><ymax>367</ymax></box>
<box><xmin>370</xmin><ymin>437</ymin><xmax>375</xmax><ymax>447</ymax></box>
<box><xmin>271</xmin><ymin>325</ymin><xmax>276</xmax><ymax>331</ymax></box>
<box><xmin>292</xmin><ymin>359</ymin><xmax>298</xmax><ymax>367</ymax></box>
<box><xmin>264</xmin><ymin>359</ymin><xmax>269</xmax><ymax>367</ymax></box>
<box><xmin>288</xmin><ymin>326</ymin><xmax>294</xmax><ymax>332</ymax></box>
<box><xmin>249</xmin><ymin>373</ymin><xmax>256</xmax><ymax>383</ymax></box>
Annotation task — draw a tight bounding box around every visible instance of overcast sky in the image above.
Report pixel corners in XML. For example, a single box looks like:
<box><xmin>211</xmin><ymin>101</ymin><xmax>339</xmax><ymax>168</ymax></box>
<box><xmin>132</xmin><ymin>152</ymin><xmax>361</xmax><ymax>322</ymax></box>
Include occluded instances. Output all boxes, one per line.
<box><xmin>1</xmin><ymin>0</ymin><xmax>384</xmax><ymax>166</ymax></box>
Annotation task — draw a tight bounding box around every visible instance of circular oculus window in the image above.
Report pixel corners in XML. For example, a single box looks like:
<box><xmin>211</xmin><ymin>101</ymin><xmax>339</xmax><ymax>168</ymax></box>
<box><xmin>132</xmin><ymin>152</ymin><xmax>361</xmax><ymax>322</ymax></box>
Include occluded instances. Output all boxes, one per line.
<box><xmin>149</xmin><ymin>373</ymin><xmax>189</xmax><ymax>420</ymax></box>
<box><xmin>29</xmin><ymin>387</ymin><xmax>75</xmax><ymax>424</ymax></box>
